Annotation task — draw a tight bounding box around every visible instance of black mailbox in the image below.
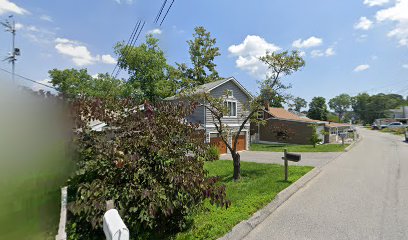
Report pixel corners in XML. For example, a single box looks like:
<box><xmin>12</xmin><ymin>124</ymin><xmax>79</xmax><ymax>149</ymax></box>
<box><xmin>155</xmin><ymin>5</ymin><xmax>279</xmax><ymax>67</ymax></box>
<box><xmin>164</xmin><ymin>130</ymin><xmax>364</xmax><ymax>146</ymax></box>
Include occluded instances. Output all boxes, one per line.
<box><xmin>282</xmin><ymin>149</ymin><xmax>301</xmax><ymax>181</ymax></box>
<box><xmin>285</xmin><ymin>153</ymin><xmax>301</xmax><ymax>162</ymax></box>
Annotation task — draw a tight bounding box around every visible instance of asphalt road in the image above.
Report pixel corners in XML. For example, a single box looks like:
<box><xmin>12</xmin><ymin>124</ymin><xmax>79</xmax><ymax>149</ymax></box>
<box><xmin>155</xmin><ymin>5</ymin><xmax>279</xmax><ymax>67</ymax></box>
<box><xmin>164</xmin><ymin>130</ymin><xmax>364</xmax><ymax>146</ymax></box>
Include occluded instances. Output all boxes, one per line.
<box><xmin>243</xmin><ymin>127</ymin><xmax>408</xmax><ymax>240</ymax></box>
<box><xmin>220</xmin><ymin>151</ymin><xmax>342</xmax><ymax>167</ymax></box>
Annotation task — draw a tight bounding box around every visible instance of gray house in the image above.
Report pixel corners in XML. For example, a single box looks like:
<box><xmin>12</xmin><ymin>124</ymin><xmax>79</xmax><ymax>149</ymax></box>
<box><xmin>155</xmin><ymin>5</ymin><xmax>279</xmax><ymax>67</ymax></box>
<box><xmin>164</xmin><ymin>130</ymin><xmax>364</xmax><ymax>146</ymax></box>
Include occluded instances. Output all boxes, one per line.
<box><xmin>167</xmin><ymin>77</ymin><xmax>253</xmax><ymax>154</ymax></box>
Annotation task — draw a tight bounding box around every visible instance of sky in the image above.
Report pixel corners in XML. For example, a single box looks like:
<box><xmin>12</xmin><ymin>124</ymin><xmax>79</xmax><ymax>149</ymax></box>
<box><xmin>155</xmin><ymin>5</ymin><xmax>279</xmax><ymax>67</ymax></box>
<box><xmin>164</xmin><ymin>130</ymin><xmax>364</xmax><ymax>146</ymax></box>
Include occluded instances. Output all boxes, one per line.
<box><xmin>0</xmin><ymin>0</ymin><xmax>407</xmax><ymax>104</ymax></box>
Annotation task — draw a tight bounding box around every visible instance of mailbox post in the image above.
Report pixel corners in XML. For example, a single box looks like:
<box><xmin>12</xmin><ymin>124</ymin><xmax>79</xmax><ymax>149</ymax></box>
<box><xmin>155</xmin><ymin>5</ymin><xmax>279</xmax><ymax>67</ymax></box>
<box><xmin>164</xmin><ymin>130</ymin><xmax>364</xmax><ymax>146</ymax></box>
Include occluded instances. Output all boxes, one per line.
<box><xmin>282</xmin><ymin>149</ymin><xmax>301</xmax><ymax>181</ymax></box>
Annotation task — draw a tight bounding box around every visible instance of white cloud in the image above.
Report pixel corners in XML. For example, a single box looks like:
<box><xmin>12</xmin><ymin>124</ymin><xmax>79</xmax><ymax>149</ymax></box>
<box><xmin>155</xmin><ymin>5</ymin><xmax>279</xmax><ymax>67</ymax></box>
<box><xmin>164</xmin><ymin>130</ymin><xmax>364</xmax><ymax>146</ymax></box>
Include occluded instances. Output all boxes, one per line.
<box><xmin>40</xmin><ymin>15</ymin><xmax>53</xmax><ymax>22</ymax></box>
<box><xmin>364</xmin><ymin>0</ymin><xmax>390</xmax><ymax>7</ymax></box>
<box><xmin>55</xmin><ymin>38</ymin><xmax>116</xmax><ymax>66</ymax></box>
<box><xmin>354</xmin><ymin>64</ymin><xmax>370</xmax><ymax>72</ymax></box>
<box><xmin>403</xmin><ymin>64</ymin><xmax>408</xmax><ymax>68</ymax></box>
<box><xmin>354</xmin><ymin>17</ymin><xmax>373</xmax><ymax>30</ymax></box>
<box><xmin>311</xmin><ymin>47</ymin><xmax>335</xmax><ymax>57</ymax></box>
<box><xmin>0</xmin><ymin>0</ymin><xmax>29</xmax><ymax>15</ymax></box>
<box><xmin>356</xmin><ymin>34</ymin><xmax>368</xmax><ymax>42</ymax></box>
<box><xmin>376</xmin><ymin>0</ymin><xmax>408</xmax><ymax>46</ymax></box>
<box><xmin>292</xmin><ymin>36</ymin><xmax>323</xmax><ymax>48</ymax></box>
<box><xmin>228</xmin><ymin>35</ymin><xmax>280</xmax><ymax>77</ymax></box>
<box><xmin>147</xmin><ymin>28</ymin><xmax>162</xmax><ymax>35</ymax></box>
<box><xmin>325</xmin><ymin>47</ymin><xmax>335</xmax><ymax>56</ymax></box>
<box><xmin>101</xmin><ymin>54</ymin><xmax>117</xmax><ymax>64</ymax></box>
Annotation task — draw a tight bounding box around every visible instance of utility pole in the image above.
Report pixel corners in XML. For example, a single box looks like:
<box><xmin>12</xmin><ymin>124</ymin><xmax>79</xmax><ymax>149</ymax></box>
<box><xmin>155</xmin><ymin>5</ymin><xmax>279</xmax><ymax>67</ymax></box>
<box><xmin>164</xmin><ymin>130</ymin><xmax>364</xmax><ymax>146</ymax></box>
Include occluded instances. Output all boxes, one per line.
<box><xmin>1</xmin><ymin>15</ymin><xmax>20</xmax><ymax>83</ymax></box>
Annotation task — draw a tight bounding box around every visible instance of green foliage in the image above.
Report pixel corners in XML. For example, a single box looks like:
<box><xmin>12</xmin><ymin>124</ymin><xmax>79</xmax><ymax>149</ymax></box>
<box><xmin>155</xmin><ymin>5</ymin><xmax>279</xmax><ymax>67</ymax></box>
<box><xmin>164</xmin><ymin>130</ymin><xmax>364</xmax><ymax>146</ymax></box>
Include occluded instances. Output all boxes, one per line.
<box><xmin>290</xmin><ymin>97</ymin><xmax>307</xmax><ymax>112</ymax></box>
<box><xmin>250</xmin><ymin>143</ymin><xmax>349</xmax><ymax>152</ymax></box>
<box><xmin>67</xmin><ymin>99</ymin><xmax>229</xmax><ymax>238</ymax></box>
<box><xmin>352</xmin><ymin>93</ymin><xmax>408</xmax><ymax>124</ymax></box>
<box><xmin>307</xmin><ymin>96</ymin><xmax>329</xmax><ymax>120</ymax></box>
<box><xmin>49</xmin><ymin>69</ymin><xmax>133</xmax><ymax>100</ymax></box>
<box><xmin>115</xmin><ymin>35</ymin><xmax>178</xmax><ymax>102</ymax></box>
<box><xmin>329</xmin><ymin>94</ymin><xmax>352</xmax><ymax>121</ymax></box>
<box><xmin>309</xmin><ymin>124</ymin><xmax>322</xmax><ymax>148</ymax></box>
<box><xmin>327</xmin><ymin>112</ymin><xmax>341</xmax><ymax>123</ymax></box>
<box><xmin>207</xmin><ymin>145</ymin><xmax>220</xmax><ymax>161</ymax></box>
<box><xmin>177</xmin><ymin>26</ymin><xmax>221</xmax><ymax>89</ymax></box>
<box><xmin>258</xmin><ymin>50</ymin><xmax>305</xmax><ymax>107</ymax></box>
<box><xmin>175</xmin><ymin>161</ymin><xmax>313</xmax><ymax>240</ymax></box>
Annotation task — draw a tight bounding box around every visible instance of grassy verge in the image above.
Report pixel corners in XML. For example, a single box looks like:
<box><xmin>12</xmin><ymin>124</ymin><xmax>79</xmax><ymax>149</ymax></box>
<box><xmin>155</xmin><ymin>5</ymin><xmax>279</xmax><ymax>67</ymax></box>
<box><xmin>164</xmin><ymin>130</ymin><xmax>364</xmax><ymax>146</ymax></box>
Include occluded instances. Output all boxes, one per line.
<box><xmin>250</xmin><ymin>143</ymin><xmax>349</xmax><ymax>152</ymax></box>
<box><xmin>175</xmin><ymin>160</ymin><xmax>313</xmax><ymax>240</ymax></box>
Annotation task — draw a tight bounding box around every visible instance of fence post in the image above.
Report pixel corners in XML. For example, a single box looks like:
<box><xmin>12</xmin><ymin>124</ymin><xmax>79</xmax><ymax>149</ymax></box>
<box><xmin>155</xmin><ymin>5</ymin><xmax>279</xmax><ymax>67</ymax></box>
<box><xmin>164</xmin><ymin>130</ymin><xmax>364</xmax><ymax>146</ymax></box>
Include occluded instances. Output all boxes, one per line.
<box><xmin>55</xmin><ymin>186</ymin><xmax>67</xmax><ymax>240</ymax></box>
<box><xmin>284</xmin><ymin>148</ymin><xmax>288</xmax><ymax>181</ymax></box>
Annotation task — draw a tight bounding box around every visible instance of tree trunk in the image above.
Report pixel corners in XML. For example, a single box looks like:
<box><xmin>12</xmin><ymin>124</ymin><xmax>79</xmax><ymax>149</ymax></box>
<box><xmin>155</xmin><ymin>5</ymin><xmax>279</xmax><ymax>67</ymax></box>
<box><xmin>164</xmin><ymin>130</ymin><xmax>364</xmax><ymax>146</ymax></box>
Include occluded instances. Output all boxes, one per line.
<box><xmin>232</xmin><ymin>152</ymin><xmax>241</xmax><ymax>181</ymax></box>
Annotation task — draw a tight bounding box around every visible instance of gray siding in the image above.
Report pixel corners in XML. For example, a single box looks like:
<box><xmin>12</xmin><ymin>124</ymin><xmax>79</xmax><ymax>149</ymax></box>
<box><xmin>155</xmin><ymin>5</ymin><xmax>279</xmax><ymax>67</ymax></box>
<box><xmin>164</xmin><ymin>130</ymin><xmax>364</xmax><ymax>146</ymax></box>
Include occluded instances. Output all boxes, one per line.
<box><xmin>205</xmin><ymin>80</ymin><xmax>250</xmax><ymax>126</ymax></box>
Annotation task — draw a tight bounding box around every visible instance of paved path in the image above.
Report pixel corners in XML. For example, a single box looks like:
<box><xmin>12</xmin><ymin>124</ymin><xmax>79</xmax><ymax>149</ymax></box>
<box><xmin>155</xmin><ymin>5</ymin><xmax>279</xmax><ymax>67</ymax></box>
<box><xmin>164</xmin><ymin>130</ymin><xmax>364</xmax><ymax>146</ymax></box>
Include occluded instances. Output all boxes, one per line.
<box><xmin>220</xmin><ymin>150</ymin><xmax>343</xmax><ymax>167</ymax></box>
<box><xmin>243</xmin><ymin>127</ymin><xmax>408</xmax><ymax>240</ymax></box>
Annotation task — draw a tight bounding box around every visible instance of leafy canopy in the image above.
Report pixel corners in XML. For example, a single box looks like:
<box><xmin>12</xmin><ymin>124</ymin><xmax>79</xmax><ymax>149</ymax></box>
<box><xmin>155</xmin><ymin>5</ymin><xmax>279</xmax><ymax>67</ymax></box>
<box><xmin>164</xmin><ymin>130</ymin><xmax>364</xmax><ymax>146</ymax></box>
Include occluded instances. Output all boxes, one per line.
<box><xmin>329</xmin><ymin>94</ymin><xmax>352</xmax><ymax>121</ymax></box>
<box><xmin>177</xmin><ymin>26</ymin><xmax>221</xmax><ymax>89</ymax></box>
<box><xmin>115</xmin><ymin>35</ymin><xmax>178</xmax><ymax>102</ymax></box>
<box><xmin>307</xmin><ymin>96</ymin><xmax>329</xmax><ymax>121</ymax></box>
<box><xmin>258</xmin><ymin>50</ymin><xmax>305</xmax><ymax>107</ymax></box>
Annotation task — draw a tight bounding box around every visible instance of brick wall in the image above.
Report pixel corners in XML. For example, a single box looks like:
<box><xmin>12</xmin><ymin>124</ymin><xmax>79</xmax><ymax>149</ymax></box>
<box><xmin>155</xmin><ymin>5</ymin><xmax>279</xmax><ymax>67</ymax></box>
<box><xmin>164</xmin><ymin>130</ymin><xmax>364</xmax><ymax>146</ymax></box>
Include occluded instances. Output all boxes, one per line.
<box><xmin>257</xmin><ymin>118</ymin><xmax>315</xmax><ymax>145</ymax></box>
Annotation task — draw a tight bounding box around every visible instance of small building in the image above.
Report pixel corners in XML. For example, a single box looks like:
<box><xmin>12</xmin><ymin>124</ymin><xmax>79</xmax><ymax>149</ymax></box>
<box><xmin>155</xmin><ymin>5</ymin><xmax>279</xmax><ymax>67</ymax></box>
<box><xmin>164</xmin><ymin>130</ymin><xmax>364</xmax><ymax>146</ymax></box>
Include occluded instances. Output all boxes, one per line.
<box><xmin>251</xmin><ymin>107</ymin><xmax>352</xmax><ymax>145</ymax></box>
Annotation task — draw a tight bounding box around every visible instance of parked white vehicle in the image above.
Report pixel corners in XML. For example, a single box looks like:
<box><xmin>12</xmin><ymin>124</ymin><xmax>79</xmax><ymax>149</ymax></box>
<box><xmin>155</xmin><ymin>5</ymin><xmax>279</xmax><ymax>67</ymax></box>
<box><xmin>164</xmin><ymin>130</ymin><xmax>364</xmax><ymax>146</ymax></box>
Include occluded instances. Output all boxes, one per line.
<box><xmin>387</xmin><ymin>122</ymin><xmax>405</xmax><ymax>129</ymax></box>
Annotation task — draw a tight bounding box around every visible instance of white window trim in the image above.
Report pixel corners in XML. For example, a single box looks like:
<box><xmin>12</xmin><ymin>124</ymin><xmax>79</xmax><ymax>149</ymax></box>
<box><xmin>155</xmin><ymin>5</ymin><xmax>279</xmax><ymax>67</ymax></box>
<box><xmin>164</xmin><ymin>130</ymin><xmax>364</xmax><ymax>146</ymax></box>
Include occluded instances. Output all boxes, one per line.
<box><xmin>224</xmin><ymin>100</ymin><xmax>238</xmax><ymax>118</ymax></box>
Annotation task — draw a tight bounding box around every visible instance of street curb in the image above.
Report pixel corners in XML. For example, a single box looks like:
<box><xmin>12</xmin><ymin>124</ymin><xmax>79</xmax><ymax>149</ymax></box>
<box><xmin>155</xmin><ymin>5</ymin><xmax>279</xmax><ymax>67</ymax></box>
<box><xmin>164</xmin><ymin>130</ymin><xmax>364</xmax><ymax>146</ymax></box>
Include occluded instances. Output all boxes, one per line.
<box><xmin>218</xmin><ymin>167</ymin><xmax>322</xmax><ymax>240</ymax></box>
<box><xmin>344</xmin><ymin>135</ymin><xmax>363</xmax><ymax>152</ymax></box>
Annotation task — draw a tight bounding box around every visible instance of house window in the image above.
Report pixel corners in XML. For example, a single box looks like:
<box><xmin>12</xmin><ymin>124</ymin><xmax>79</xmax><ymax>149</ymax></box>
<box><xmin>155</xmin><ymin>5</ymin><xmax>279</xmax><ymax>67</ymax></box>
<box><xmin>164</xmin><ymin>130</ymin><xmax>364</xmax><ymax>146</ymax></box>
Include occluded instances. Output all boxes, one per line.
<box><xmin>330</xmin><ymin>128</ymin><xmax>337</xmax><ymax>135</ymax></box>
<box><xmin>224</xmin><ymin>100</ymin><xmax>237</xmax><ymax>117</ymax></box>
<box><xmin>257</xmin><ymin>111</ymin><xmax>264</xmax><ymax>120</ymax></box>
<box><xmin>226</xmin><ymin>90</ymin><xmax>234</xmax><ymax>98</ymax></box>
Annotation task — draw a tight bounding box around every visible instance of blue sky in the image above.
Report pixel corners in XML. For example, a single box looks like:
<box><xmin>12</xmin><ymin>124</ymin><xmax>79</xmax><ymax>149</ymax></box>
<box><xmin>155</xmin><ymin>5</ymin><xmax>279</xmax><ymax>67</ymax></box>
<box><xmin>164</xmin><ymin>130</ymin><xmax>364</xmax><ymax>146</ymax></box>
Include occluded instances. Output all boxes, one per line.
<box><xmin>0</xmin><ymin>0</ymin><xmax>407</xmax><ymax>104</ymax></box>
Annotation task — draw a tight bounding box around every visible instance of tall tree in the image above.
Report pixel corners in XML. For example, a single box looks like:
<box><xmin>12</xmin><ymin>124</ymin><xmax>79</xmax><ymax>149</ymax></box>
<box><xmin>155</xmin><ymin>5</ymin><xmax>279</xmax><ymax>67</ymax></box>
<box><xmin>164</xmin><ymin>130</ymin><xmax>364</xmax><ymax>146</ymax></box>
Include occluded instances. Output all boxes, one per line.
<box><xmin>177</xmin><ymin>26</ymin><xmax>221</xmax><ymax>89</ymax></box>
<box><xmin>198</xmin><ymin>50</ymin><xmax>305</xmax><ymax>181</ymax></box>
<box><xmin>307</xmin><ymin>96</ymin><xmax>329</xmax><ymax>120</ymax></box>
<box><xmin>290</xmin><ymin>97</ymin><xmax>307</xmax><ymax>112</ymax></box>
<box><xmin>352</xmin><ymin>93</ymin><xmax>407</xmax><ymax>124</ymax></box>
<box><xmin>329</xmin><ymin>93</ymin><xmax>351</xmax><ymax>121</ymax></box>
<box><xmin>115</xmin><ymin>35</ymin><xmax>177</xmax><ymax>103</ymax></box>
<box><xmin>49</xmin><ymin>69</ymin><xmax>132</xmax><ymax>100</ymax></box>
<box><xmin>258</xmin><ymin>50</ymin><xmax>305</xmax><ymax>107</ymax></box>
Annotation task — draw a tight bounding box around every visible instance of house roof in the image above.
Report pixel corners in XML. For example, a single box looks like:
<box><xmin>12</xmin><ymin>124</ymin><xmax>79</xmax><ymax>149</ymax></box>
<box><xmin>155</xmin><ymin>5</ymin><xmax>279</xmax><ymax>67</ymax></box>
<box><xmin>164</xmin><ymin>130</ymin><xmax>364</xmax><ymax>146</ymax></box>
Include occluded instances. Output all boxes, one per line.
<box><xmin>268</xmin><ymin>107</ymin><xmax>304</xmax><ymax>120</ymax></box>
<box><xmin>265</xmin><ymin>107</ymin><xmax>351</xmax><ymax>128</ymax></box>
<box><xmin>165</xmin><ymin>77</ymin><xmax>253</xmax><ymax>100</ymax></box>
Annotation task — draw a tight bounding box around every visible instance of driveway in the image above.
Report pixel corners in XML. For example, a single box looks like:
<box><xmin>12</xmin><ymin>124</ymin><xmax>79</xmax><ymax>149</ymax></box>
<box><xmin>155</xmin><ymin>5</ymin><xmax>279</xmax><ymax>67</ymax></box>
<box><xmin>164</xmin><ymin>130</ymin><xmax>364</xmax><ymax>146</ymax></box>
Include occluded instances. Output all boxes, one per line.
<box><xmin>220</xmin><ymin>150</ymin><xmax>343</xmax><ymax>167</ymax></box>
<box><xmin>243</xmin><ymin>127</ymin><xmax>408</xmax><ymax>240</ymax></box>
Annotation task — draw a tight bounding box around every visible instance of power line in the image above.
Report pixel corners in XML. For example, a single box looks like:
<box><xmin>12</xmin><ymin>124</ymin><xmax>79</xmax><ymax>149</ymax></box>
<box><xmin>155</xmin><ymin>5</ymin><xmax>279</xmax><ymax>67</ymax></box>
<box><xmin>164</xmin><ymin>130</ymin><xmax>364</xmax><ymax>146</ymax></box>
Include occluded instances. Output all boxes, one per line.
<box><xmin>113</xmin><ymin>20</ymin><xmax>146</xmax><ymax>79</ymax></box>
<box><xmin>154</xmin><ymin>0</ymin><xmax>168</xmax><ymax>24</ymax></box>
<box><xmin>0</xmin><ymin>67</ymin><xmax>57</xmax><ymax>90</ymax></box>
<box><xmin>160</xmin><ymin>0</ymin><xmax>175</xmax><ymax>26</ymax></box>
<box><xmin>111</xmin><ymin>20</ymin><xmax>141</xmax><ymax>77</ymax></box>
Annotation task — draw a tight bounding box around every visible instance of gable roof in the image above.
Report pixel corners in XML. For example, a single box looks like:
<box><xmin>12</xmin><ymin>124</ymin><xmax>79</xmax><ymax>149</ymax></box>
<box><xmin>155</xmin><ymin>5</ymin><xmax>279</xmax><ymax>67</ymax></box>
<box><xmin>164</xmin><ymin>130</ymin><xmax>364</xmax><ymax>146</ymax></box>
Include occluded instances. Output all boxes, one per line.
<box><xmin>165</xmin><ymin>77</ymin><xmax>253</xmax><ymax>100</ymax></box>
<box><xmin>197</xmin><ymin>77</ymin><xmax>253</xmax><ymax>99</ymax></box>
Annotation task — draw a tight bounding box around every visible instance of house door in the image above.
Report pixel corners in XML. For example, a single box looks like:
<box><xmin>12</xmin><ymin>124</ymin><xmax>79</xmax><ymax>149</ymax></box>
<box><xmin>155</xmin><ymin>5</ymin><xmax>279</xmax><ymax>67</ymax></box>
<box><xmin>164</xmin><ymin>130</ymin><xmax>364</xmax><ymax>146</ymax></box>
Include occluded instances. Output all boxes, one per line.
<box><xmin>210</xmin><ymin>136</ymin><xmax>227</xmax><ymax>154</ymax></box>
<box><xmin>235</xmin><ymin>133</ymin><xmax>246</xmax><ymax>152</ymax></box>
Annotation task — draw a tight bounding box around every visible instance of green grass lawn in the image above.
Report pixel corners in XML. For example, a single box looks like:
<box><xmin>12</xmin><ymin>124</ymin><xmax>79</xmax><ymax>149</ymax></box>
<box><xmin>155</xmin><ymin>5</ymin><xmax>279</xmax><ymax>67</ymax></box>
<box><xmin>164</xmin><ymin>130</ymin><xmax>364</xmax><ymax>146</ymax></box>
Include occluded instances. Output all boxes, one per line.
<box><xmin>175</xmin><ymin>160</ymin><xmax>313</xmax><ymax>240</ymax></box>
<box><xmin>250</xmin><ymin>143</ymin><xmax>349</xmax><ymax>152</ymax></box>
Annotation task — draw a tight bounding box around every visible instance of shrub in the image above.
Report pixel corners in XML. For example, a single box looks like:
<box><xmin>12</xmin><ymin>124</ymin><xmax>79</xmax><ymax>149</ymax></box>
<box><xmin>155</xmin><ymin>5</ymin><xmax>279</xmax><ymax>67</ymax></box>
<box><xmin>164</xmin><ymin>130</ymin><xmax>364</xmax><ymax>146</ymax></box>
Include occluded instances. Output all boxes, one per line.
<box><xmin>309</xmin><ymin>124</ymin><xmax>322</xmax><ymax>148</ymax></box>
<box><xmin>207</xmin><ymin>145</ymin><xmax>220</xmax><ymax>161</ymax></box>
<box><xmin>67</xmin><ymin>99</ymin><xmax>229</xmax><ymax>238</ymax></box>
